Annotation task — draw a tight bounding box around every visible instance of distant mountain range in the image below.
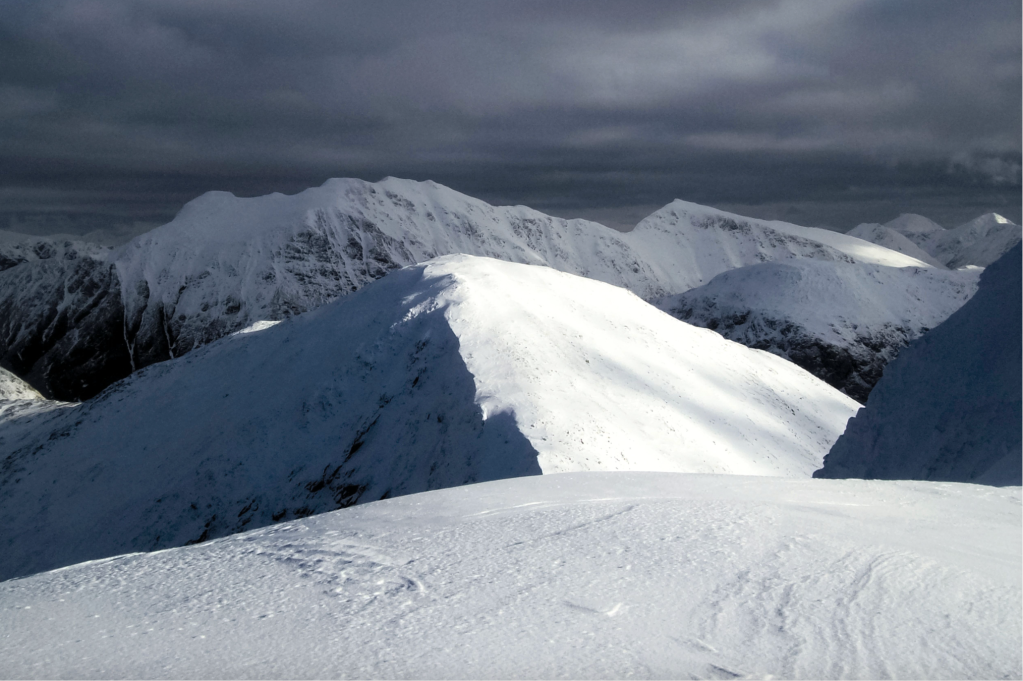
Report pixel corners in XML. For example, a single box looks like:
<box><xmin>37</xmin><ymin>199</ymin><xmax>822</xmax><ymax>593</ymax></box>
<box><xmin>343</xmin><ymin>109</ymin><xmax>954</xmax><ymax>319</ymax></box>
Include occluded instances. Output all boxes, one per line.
<box><xmin>0</xmin><ymin>177</ymin><xmax>933</xmax><ymax>402</ymax></box>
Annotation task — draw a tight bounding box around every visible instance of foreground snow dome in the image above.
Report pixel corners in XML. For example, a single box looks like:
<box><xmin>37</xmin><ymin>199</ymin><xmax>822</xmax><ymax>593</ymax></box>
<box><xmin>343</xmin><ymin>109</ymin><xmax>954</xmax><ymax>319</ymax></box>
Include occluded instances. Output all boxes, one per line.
<box><xmin>0</xmin><ymin>473</ymin><xmax>1019</xmax><ymax>679</ymax></box>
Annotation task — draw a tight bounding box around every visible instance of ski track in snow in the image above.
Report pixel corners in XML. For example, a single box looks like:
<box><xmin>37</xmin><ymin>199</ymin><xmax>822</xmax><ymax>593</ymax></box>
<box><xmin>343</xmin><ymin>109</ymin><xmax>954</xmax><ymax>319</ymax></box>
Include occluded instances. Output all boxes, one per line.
<box><xmin>0</xmin><ymin>473</ymin><xmax>1018</xmax><ymax>680</ymax></box>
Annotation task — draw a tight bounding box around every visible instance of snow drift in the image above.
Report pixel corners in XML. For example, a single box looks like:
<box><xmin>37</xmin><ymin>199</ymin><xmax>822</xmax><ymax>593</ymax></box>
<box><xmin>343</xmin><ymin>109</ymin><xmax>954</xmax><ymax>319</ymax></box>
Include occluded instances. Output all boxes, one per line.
<box><xmin>816</xmin><ymin>243</ymin><xmax>1022</xmax><ymax>485</ymax></box>
<box><xmin>0</xmin><ymin>177</ymin><xmax>931</xmax><ymax>400</ymax></box>
<box><xmin>1</xmin><ymin>472</ymin><xmax>1018</xmax><ymax>679</ymax></box>
<box><xmin>657</xmin><ymin>261</ymin><xmax>980</xmax><ymax>402</ymax></box>
<box><xmin>0</xmin><ymin>255</ymin><xmax>860</xmax><ymax>581</ymax></box>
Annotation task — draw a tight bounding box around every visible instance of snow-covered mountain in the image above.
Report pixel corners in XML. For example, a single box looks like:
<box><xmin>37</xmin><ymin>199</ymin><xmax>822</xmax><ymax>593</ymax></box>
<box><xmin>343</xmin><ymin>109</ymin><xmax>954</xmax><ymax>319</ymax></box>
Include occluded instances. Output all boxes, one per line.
<box><xmin>0</xmin><ymin>255</ymin><xmax>860</xmax><ymax>581</ymax></box>
<box><xmin>0</xmin><ymin>177</ymin><xmax>931</xmax><ymax>401</ymax></box>
<box><xmin>884</xmin><ymin>213</ymin><xmax>946</xmax><ymax>248</ymax></box>
<box><xmin>928</xmin><ymin>212</ymin><xmax>1022</xmax><ymax>269</ymax></box>
<box><xmin>878</xmin><ymin>211</ymin><xmax>1021</xmax><ymax>269</ymax></box>
<box><xmin>656</xmin><ymin>261</ymin><xmax>980</xmax><ymax>402</ymax></box>
<box><xmin>816</xmin><ymin>244</ymin><xmax>1021</xmax><ymax>485</ymax></box>
<box><xmin>0</xmin><ymin>230</ymin><xmax>109</xmax><ymax>272</ymax></box>
<box><xmin>845</xmin><ymin>222</ymin><xmax>945</xmax><ymax>268</ymax></box>
<box><xmin>1</xmin><ymin>472</ymin><xmax>1019</xmax><ymax>679</ymax></box>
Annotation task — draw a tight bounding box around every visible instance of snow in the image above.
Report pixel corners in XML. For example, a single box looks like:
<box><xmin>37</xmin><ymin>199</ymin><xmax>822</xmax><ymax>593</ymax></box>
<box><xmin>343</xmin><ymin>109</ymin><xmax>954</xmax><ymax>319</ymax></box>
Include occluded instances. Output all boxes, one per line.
<box><xmin>882</xmin><ymin>212</ymin><xmax>1021</xmax><ymax>269</ymax></box>
<box><xmin>846</xmin><ymin>222</ymin><xmax>946</xmax><ymax>268</ymax></box>
<box><xmin>0</xmin><ymin>472</ymin><xmax>1018</xmax><ymax>680</ymax></box>
<box><xmin>0</xmin><ymin>230</ymin><xmax>109</xmax><ymax>272</ymax></box>
<box><xmin>109</xmin><ymin>178</ymin><xmax>935</xmax><ymax>365</ymax></box>
<box><xmin>0</xmin><ymin>367</ymin><xmax>43</xmax><ymax>402</ymax></box>
<box><xmin>885</xmin><ymin>213</ymin><xmax>946</xmax><ymax>248</ymax></box>
<box><xmin>817</xmin><ymin>244</ymin><xmax>1022</xmax><ymax>485</ymax></box>
<box><xmin>656</xmin><ymin>260</ymin><xmax>980</xmax><ymax>401</ymax></box>
<box><xmin>0</xmin><ymin>255</ymin><xmax>859</xmax><ymax>581</ymax></box>
<box><xmin>929</xmin><ymin>213</ymin><xmax>1022</xmax><ymax>269</ymax></box>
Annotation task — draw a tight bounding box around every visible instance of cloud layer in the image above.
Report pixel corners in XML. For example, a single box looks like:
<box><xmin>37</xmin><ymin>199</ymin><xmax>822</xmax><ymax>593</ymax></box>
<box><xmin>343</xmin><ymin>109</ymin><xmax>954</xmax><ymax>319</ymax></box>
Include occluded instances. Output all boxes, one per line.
<box><xmin>1</xmin><ymin>0</ymin><xmax>1019</xmax><ymax>234</ymax></box>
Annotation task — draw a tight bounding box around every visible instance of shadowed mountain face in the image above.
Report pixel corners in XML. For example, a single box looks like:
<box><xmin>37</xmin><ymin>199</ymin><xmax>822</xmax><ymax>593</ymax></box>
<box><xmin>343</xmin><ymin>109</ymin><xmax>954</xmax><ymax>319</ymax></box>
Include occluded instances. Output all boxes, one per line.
<box><xmin>815</xmin><ymin>244</ymin><xmax>1022</xmax><ymax>486</ymax></box>
<box><xmin>657</xmin><ymin>260</ymin><xmax>980</xmax><ymax>403</ymax></box>
<box><xmin>0</xmin><ymin>177</ymin><xmax>928</xmax><ymax>402</ymax></box>
<box><xmin>0</xmin><ymin>255</ymin><xmax>859</xmax><ymax>581</ymax></box>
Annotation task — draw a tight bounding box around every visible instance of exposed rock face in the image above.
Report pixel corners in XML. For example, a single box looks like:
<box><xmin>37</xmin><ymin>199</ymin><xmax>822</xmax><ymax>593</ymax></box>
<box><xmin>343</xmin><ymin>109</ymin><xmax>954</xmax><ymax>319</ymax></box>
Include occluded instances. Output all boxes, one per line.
<box><xmin>815</xmin><ymin>244</ymin><xmax>1021</xmax><ymax>486</ymax></box>
<box><xmin>657</xmin><ymin>260</ymin><xmax>979</xmax><ymax>403</ymax></box>
<box><xmin>0</xmin><ymin>258</ymin><xmax>131</xmax><ymax>401</ymax></box>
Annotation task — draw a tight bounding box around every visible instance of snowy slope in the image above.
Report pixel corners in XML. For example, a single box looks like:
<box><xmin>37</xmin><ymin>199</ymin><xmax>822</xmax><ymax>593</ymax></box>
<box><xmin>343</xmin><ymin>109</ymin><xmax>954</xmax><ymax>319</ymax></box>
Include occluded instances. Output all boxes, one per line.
<box><xmin>0</xmin><ymin>230</ymin><xmax>109</xmax><ymax>273</ymax></box>
<box><xmin>816</xmin><ymin>244</ymin><xmax>1022</xmax><ymax>485</ymax></box>
<box><xmin>0</xmin><ymin>366</ymin><xmax>42</xmax><ymax>402</ymax></box>
<box><xmin>657</xmin><ymin>261</ymin><xmax>980</xmax><ymax>402</ymax></box>
<box><xmin>845</xmin><ymin>222</ymin><xmax>946</xmax><ymax>268</ymax></box>
<box><xmin>929</xmin><ymin>213</ymin><xmax>1022</xmax><ymax>269</ymax></box>
<box><xmin>883</xmin><ymin>211</ymin><xmax>1022</xmax><ymax>269</ymax></box>
<box><xmin>0</xmin><ymin>256</ymin><xmax>860</xmax><ymax>581</ymax></box>
<box><xmin>885</xmin><ymin>213</ymin><xmax>946</xmax><ymax>248</ymax></box>
<box><xmin>1</xmin><ymin>472</ymin><xmax>1018</xmax><ymax>680</ymax></box>
<box><xmin>625</xmin><ymin>199</ymin><xmax>931</xmax><ymax>293</ymax></box>
<box><xmin>1</xmin><ymin>177</ymin><xmax>932</xmax><ymax>401</ymax></box>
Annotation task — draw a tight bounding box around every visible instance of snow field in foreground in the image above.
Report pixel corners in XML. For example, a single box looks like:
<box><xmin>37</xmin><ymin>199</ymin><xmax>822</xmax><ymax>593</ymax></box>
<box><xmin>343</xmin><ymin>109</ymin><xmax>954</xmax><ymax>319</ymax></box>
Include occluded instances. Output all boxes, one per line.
<box><xmin>0</xmin><ymin>472</ymin><xmax>1018</xmax><ymax>680</ymax></box>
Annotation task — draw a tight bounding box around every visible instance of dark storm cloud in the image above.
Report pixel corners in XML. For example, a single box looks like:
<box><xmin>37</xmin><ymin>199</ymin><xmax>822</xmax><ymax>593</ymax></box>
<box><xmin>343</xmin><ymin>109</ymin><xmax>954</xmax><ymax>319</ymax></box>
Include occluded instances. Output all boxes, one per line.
<box><xmin>1</xmin><ymin>0</ymin><xmax>1019</xmax><ymax>237</ymax></box>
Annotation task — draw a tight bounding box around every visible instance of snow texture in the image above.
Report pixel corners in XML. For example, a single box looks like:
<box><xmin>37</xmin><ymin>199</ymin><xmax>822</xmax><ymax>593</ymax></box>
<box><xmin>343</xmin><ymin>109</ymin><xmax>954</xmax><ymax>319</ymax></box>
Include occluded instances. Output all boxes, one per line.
<box><xmin>882</xmin><ymin>212</ymin><xmax>1022</xmax><ymax>269</ymax></box>
<box><xmin>0</xmin><ymin>472</ymin><xmax>1018</xmax><ymax>680</ymax></box>
<box><xmin>657</xmin><ymin>260</ymin><xmax>980</xmax><ymax>402</ymax></box>
<box><xmin>0</xmin><ymin>230</ymin><xmax>109</xmax><ymax>273</ymax></box>
<box><xmin>846</xmin><ymin>222</ymin><xmax>946</xmax><ymax>268</ymax></box>
<box><xmin>0</xmin><ymin>255</ymin><xmax>860</xmax><ymax>581</ymax></box>
<box><xmin>0</xmin><ymin>177</ymin><xmax>931</xmax><ymax>401</ymax></box>
<box><xmin>816</xmin><ymin>243</ymin><xmax>1022</xmax><ymax>486</ymax></box>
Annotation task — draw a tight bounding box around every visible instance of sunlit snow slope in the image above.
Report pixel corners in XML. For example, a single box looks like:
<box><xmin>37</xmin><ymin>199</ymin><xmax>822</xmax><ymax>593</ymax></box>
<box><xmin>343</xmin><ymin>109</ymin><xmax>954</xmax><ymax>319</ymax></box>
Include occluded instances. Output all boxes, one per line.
<box><xmin>881</xmin><ymin>212</ymin><xmax>1022</xmax><ymax>269</ymax></box>
<box><xmin>1</xmin><ymin>177</ymin><xmax>931</xmax><ymax>400</ymax></box>
<box><xmin>845</xmin><ymin>222</ymin><xmax>945</xmax><ymax>268</ymax></box>
<box><xmin>817</xmin><ymin>244</ymin><xmax>1022</xmax><ymax>485</ymax></box>
<box><xmin>0</xmin><ymin>256</ymin><xmax>859</xmax><ymax>581</ymax></box>
<box><xmin>1</xmin><ymin>473</ymin><xmax>1018</xmax><ymax>680</ymax></box>
<box><xmin>657</xmin><ymin>261</ymin><xmax>979</xmax><ymax>402</ymax></box>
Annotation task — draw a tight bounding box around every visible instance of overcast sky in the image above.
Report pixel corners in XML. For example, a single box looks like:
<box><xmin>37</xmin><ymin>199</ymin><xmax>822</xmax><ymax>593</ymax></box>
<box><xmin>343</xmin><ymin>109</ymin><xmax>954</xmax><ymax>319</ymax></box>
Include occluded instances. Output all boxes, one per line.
<box><xmin>1</xmin><ymin>0</ymin><xmax>1020</xmax><ymax>237</ymax></box>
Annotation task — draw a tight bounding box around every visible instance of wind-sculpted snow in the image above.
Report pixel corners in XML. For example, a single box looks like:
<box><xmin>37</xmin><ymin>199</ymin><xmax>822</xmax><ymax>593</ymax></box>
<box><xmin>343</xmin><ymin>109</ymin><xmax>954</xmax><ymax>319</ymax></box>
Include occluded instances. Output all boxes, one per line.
<box><xmin>1</xmin><ymin>473</ymin><xmax>1019</xmax><ymax>679</ymax></box>
<box><xmin>0</xmin><ymin>177</ymin><xmax>933</xmax><ymax>400</ymax></box>
<box><xmin>816</xmin><ymin>244</ymin><xmax>1022</xmax><ymax>485</ymax></box>
<box><xmin>0</xmin><ymin>256</ymin><xmax>859</xmax><ymax>580</ymax></box>
<box><xmin>658</xmin><ymin>261</ymin><xmax>980</xmax><ymax>402</ymax></box>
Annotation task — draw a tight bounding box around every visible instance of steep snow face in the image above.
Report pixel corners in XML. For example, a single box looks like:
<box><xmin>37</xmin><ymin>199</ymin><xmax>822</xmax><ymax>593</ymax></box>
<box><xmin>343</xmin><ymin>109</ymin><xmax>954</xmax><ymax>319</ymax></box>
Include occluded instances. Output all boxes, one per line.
<box><xmin>626</xmin><ymin>199</ymin><xmax>932</xmax><ymax>292</ymax></box>
<box><xmin>1</xmin><ymin>473</ymin><xmax>1019</xmax><ymax>680</ymax></box>
<box><xmin>929</xmin><ymin>212</ymin><xmax>1022</xmax><ymax>269</ymax></box>
<box><xmin>657</xmin><ymin>261</ymin><xmax>980</xmax><ymax>402</ymax></box>
<box><xmin>845</xmin><ymin>222</ymin><xmax>946</xmax><ymax>268</ymax></box>
<box><xmin>0</xmin><ymin>255</ymin><xmax>859</xmax><ymax>580</ymax></box>
<box><xmin>0</xmin><ymin>230</ymin><xmax>109</xmax><ymax>273</ymax></box>
<box><xmin>885</xmin><ymin>213</ymin><xmax>946</xmax><ymax>248</ymax></box>
<box><xmin>816</xmin><ymin>244</ymin><xmax>1022</xmax><ymax>486</ymax></box>
<box><xmin>112</xmin><ymin>176</ymin><xmax>660</xmax><ymax>371</ymax></box>
<box><xmin>0</xmin><ymin>367</ymin><xmax>42</xmax><ymax>402</ymax></box>
<box><xmin>1</xmin><ymin>178</ymin><xmax>931</xmax><ymax>401</ymax></box>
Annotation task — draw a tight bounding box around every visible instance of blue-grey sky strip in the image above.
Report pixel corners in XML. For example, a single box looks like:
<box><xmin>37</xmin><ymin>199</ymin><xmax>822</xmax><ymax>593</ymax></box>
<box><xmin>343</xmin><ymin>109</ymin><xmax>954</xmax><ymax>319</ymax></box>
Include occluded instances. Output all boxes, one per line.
<box><xmin>0</xmin><ymin>0</ymin><xmax>1019</xmax><ymax>235</ymax></box>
